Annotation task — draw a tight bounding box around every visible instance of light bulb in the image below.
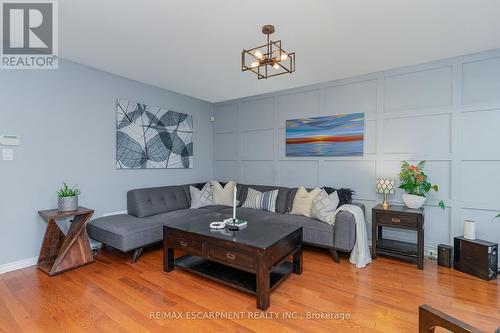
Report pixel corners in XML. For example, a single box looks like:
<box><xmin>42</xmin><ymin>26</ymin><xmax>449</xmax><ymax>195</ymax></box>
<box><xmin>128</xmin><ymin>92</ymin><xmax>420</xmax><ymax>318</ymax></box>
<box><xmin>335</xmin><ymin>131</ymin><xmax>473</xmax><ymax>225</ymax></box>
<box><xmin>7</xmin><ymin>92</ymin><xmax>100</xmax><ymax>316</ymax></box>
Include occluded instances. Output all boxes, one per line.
<box><xmin>254</xmin><ymin>50</ymin><xmax>264</xmax><ymax>60</ymax></box>
<box><xmin>273</xmin><ymin>63</ymin><xmax>280</xmax><ymax>70</ymax></box>
<box><xmin>251</xmin><ymin>61</ymin><xmax>259</xmax><ymax>68</ymax></box>
<box><xmin>280</xmin><ymin>53</ymin><xmax>288</xmax><ymax>61</ymax></box>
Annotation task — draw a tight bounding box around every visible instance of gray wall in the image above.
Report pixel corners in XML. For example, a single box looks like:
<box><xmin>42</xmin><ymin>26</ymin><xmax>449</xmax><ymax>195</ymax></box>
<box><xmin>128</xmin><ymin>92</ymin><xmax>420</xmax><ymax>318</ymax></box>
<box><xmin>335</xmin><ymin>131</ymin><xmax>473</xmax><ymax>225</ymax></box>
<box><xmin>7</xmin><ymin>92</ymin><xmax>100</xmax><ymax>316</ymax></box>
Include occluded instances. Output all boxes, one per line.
<box><xmin>214</xmin><ymin>48</ymin><xmax>500</xmax><ymax>255</ymax></box>
<box><xmin>0</xmin><ymin>60</ymin><xmax>214</xmax><ymax>266</ymax></box>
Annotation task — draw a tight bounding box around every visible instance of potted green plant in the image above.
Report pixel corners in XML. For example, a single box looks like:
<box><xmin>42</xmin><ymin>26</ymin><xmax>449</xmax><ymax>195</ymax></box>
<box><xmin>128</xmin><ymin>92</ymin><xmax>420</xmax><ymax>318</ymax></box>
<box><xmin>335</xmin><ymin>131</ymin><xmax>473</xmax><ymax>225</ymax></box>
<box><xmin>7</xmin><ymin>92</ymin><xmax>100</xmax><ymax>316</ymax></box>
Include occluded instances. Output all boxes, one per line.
<box><xmin>57</xmin><ymin>182</ymin><xmax>81</xmax><ymax>212</ymax></box>
<box><xmin>399</xmin><ymin>161</ymin><xmax>445</xmax><ymax>210</ymax></box>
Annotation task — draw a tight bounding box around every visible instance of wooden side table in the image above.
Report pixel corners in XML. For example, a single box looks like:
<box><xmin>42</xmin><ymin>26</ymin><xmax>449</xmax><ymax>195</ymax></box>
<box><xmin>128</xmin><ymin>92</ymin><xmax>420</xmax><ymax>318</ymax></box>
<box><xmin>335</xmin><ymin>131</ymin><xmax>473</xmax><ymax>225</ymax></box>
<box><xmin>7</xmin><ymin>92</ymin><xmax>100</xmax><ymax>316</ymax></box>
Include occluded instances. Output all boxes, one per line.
<box><xmin>37</xmin><ymin>207</ymin><xmax>95</xmax><ymax>276</ymax></box>
<box><xmin>372</xmin><ymin>204</ymin><xmax>425</xmax><ymax>269</ymax></box>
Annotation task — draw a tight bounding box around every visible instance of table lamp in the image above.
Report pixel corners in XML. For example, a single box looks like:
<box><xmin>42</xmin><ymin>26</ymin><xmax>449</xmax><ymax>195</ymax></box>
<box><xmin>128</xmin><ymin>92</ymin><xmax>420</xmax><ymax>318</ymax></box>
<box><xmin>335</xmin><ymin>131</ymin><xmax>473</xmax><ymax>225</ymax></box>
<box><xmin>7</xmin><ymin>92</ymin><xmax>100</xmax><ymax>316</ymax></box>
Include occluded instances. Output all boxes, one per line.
<box><xmin>376</xmin><ymin>179</ymin><xmax>395</xmax><ymax>209</ymax></box>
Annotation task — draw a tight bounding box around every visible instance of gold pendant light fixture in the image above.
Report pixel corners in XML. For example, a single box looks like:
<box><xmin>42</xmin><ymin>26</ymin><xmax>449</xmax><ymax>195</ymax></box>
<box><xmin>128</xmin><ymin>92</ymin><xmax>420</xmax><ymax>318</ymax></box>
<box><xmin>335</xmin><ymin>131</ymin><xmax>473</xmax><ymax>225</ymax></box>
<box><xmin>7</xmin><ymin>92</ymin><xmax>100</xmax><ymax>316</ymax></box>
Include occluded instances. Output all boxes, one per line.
<box><xmin>241</xmin><ymin>25</ymin><xmax>295</xmax><ymax>79</ymax></box>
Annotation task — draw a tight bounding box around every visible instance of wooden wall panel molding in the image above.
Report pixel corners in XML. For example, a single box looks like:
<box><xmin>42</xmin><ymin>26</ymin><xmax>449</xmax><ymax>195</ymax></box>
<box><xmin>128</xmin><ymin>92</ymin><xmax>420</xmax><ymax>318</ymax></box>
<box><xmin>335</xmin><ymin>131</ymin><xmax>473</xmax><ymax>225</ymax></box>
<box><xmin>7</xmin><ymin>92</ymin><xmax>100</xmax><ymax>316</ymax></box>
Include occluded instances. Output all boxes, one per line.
<box><xmin>384</xmin><ymin>66</ymin><xmax>453</xmax><ymax>113</ymax></box>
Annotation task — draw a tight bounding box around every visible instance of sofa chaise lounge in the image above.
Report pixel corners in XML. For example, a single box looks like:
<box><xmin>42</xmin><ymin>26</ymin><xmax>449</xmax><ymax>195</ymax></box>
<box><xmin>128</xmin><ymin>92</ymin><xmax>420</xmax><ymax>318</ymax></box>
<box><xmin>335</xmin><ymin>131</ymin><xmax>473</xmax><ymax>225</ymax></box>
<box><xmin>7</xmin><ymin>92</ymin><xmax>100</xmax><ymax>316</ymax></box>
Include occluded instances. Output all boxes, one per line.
<box><xmin>87</xmin><ymin>183</ymin><xmax>363</xmax><ymax>263</ymax></box>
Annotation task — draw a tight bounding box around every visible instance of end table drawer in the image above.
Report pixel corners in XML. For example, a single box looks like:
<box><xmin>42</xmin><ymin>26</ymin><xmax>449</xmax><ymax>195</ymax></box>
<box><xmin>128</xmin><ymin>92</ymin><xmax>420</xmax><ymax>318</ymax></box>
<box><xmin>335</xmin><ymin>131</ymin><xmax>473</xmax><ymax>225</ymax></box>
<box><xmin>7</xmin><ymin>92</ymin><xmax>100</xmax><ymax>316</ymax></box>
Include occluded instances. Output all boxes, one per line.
<box><xmin>168</xmin><ymin>237</ymin><xmax>204</xmax><ymax>256</ymax></box>
<box><xmin>208</xmin><ymin>246</ymin><xmax>255</xmax><ymax>270</ymax></box>
<box><xmin>378</xmin><ymin>214</ymin><xmax>417</xmax><ymax>228</ymax></box>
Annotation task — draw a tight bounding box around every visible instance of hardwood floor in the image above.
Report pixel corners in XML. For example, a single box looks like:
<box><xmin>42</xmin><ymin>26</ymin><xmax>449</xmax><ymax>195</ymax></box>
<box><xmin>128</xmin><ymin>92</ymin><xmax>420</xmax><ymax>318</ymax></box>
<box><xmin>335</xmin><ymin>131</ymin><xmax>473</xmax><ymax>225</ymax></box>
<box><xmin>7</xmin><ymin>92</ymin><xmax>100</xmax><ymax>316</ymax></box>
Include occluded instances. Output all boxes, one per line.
<box><xmin>0</xmin><ymin>246</ymin><xmax>498</xmax><ymax>333</ymax></box>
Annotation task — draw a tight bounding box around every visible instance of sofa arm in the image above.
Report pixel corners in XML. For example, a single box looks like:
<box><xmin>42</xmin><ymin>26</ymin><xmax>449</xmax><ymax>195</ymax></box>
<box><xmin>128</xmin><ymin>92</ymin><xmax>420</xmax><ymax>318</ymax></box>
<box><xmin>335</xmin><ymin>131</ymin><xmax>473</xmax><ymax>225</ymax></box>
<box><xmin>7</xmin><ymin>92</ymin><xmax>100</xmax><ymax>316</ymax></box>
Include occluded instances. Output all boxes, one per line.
<box><xmin>333</xmin><ymin>203</ymin><xmax>364</xmax><ymax>252</ymax></box>
<box><xmin>333</xmin><ymin>211</ymin><xmax>356</xmax><ymax>252</ymax></box>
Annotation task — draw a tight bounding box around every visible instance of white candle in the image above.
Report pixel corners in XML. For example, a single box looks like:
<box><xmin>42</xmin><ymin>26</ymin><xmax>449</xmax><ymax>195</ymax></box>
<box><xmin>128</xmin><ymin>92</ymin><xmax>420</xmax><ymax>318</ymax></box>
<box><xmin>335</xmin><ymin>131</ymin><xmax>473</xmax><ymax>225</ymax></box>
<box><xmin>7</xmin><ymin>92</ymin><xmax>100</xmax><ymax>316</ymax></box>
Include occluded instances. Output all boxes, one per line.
<box><xmin>464</xmin><ymin>220</ymin><xmax>476</xmax><ymax>240</ymax></box>
<box><xmin>233</xmin><ymin>186</ymin><xmax>237</xmax><ymax>221</ymax></box>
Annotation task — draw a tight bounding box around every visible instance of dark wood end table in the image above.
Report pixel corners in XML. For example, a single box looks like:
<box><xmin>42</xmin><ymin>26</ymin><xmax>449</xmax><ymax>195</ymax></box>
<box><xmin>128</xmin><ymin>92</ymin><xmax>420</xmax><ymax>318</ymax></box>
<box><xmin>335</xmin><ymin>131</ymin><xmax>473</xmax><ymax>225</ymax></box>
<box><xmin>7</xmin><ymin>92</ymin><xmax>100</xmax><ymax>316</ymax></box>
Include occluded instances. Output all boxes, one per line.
<box><xmin>372</xmin><ymin>204</ymin><xmax>425</xmax><ymax>269</ymax></box>
<box><xmin>37</xmin><ymin>207</ymin><xmax>95</xmax><ymax>276</ymax></box>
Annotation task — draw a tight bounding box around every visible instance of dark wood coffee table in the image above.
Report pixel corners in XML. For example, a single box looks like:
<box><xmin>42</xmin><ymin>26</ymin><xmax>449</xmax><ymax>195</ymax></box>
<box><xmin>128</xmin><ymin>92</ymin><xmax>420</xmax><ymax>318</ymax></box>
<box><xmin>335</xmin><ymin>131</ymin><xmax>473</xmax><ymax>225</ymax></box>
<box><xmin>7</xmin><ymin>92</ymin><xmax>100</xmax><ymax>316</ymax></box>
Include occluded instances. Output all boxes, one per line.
<box><xmin>163</xmin><ymin>220</ymin><xmax>303</xmax><ymax>310</ymax></box>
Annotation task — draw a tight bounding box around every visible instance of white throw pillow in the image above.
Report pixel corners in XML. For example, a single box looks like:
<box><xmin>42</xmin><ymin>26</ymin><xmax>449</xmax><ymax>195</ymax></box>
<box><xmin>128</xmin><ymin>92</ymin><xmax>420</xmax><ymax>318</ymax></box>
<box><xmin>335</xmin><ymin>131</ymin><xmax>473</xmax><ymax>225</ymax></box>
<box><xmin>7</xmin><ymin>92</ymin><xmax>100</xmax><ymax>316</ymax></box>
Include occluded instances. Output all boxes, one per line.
<box><xmin>311</xmin><ymin>189</ymin><xmax>339</xmax><ymax>225</ymax></box>
<box><xmin>210</xmin><ymin>181</ymin><xmax>237</xmax><ymax>206</ymax></box>
<box><xmin>189</xmin><ymin>183</ymin><xmax>214</xmax><ymax>209</ymax></box>
<box><xmin>291</xmin><ymin>187</ymin><xmax>321</xmax><ymax>217</ymax></box>
<box><xmin>241</xmin><ymin>187</ymin><xmax>279</xmax><ymax>212</ymax></box>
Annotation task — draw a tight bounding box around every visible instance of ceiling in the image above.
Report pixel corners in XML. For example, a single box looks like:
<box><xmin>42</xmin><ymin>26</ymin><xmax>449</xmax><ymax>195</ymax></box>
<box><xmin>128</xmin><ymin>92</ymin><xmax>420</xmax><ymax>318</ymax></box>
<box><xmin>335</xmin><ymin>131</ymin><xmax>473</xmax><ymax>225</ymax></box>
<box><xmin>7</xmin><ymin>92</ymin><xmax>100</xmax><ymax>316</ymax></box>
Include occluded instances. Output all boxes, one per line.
<box><xmin>59</xmin><ymin>0</ymin><xmax>500</xmax><ymax>103</ymax></box>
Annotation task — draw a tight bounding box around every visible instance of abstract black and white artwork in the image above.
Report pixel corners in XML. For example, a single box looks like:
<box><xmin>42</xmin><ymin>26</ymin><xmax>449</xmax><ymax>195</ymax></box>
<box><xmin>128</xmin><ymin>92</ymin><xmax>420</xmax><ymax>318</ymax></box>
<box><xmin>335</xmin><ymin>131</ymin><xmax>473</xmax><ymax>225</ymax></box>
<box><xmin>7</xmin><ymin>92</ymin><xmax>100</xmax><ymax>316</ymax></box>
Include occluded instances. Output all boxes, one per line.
<box><xmin>116</xmin><ymin>99</ymin><xmax>193</xmax><ymax>169</ymax></box>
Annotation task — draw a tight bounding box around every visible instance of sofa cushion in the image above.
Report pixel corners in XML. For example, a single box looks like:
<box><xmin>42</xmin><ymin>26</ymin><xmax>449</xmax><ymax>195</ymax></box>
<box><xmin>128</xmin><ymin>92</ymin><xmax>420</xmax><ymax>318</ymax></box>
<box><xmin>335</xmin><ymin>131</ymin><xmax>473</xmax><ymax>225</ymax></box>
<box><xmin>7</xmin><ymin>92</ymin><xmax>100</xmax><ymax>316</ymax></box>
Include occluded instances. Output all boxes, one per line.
<box><xmin>196</xmin><ymin>205</ymin><xmax>229</xmax><ymax>214</ymax></box>
<box><xmin>184</xmin><ymin>182</ymin><xmax>220</xmax><ymax>203</ymax></box>
<box><xmin>87</xmin><ymin>210</ymin><xmax>222</xmax><ymax>252</ymax></box>
<box><xmin>311</xmin><ymin>189</ymin><xmax>339</xmax><ymax>225</ymax></box>
<box><xmin>285</xmin><ymin>188</ymin><xmax>298</xmax><ymax>213</ymax></box>
<box><xmin>162</xmin><ymin>211</ymin><xmax>223</xmax><ymax>227</ymax></box>
<box><xmin>269</xmin><ymin>213</ymin><xmax>335</xmax><ymax>247</ymax></box>
<box><xmin>191</xmin><ymin>182</ymin><xmax>227</xmax><ymax>191</ymax></box>
<box><xmin>323</xmin><ymin>187</ymin><xmax>355</xmax><ymax>206</ymax></box>
<box><xmin>146</xmin><ymin>208</ymin><xmax>214</xmax><ymax>226</ymax></box>
<box><xmin>266</xmin><ymin>211</ymin><xmax>355</xmax><ymax>251</ymax></box>
<box><xmin>210</xmin><ymin>181</ymin><xmax>236</xmax><ymax>206</ymax></box>
<box><xmin>218</xmin><ymin>207</ymin><xmax>280</xmax><ymax>222</ymax></box>
<box><xmin>87</xmin><ymin>214</ymin><xmax>163</xmax><ymax>252</ymax></box>
<box><xmin>291</xmin><ymin>187</ymin><xmax>321</xmax><ymax>217</ymax></box>
<box><xmin>238</xmin><ymin>184</ymin><xmax>290</xmax><ymax>213</ymax></box>
<box><xmin>189</xmin><ymin>183</ymin><xmax>214</xmax><ymax>208</ymax></box>
<box><xmin>241</xmin><ymin>187</ymin><xmax>279</xmax><ymax>212</ymax></box>
<box><xmin>127</xmin><ymin>185</ymin><xmax>189</xmax><ymax>218</ymax></box>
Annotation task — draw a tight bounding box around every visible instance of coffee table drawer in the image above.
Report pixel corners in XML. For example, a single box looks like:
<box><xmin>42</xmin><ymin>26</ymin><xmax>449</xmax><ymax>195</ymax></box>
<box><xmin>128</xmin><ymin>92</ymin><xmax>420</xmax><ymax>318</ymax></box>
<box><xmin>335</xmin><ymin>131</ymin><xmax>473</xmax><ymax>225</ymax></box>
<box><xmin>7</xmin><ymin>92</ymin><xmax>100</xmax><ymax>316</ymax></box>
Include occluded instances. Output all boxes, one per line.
<box><xmin>208</xmin><ymin>246</ymin><xmax>255</xmax><ymax>270</ymax></box>
<box><xmin>168</xmin><ymin>237</ymin><xmax>204</xmax><ymax>256</ymax></box>
<box><xmin>378</xmin><ymin>213</ymin><xmax>417</xmax><ymax>228</ymax></box>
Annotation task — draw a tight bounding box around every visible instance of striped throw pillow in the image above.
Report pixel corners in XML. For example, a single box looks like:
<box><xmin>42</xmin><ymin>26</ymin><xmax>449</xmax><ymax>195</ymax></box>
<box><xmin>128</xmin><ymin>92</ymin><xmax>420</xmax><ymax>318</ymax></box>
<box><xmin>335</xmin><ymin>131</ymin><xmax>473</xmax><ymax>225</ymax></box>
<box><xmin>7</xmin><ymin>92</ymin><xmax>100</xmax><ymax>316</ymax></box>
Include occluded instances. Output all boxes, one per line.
<box><xmin>241</xmin><ymin>188</ymin><xmax>278</xmax><ymax>212</ymax></box>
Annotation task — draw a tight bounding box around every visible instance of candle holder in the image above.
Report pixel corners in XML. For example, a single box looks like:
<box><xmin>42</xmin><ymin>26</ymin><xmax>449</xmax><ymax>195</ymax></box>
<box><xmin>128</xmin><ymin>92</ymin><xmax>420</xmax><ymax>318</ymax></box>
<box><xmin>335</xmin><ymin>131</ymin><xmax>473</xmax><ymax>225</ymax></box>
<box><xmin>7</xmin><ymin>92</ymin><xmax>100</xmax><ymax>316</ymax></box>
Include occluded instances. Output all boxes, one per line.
<box><xmin>227</xmin><ymin>186</ymin><xmax>239</xmax><ymax>230</ymax></box>
<box><xmin>227</xmin><ymin>218</ymin><xmax>240</xmax><ymax>231</ymax></box>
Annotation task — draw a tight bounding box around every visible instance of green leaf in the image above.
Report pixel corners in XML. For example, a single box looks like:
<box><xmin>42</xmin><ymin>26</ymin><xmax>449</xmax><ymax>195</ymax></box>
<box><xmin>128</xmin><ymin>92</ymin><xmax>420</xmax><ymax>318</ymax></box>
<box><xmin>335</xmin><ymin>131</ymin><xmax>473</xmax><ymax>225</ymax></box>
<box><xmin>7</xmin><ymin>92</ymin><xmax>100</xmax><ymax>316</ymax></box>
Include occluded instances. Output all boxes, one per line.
<box><xmin>438</xmin><ymin>200</ymin><xmax>445</xmax><ymax>210</ymax></box>
<box><xmin>495</xmin><ymin>212</ymin><xmax>500</xmax><ymax>219</ymax></box>
<box><xmin>432</xmin><ymin>185</ymin><xmax>439</xmax><ymax>192</ymax></box>
<box><xmin>57</xmin><ymin>182</ymin><xmax>81</xmax><ymax>197</ymax></box>
<box><xmin>399</xmin><ymin>183</ymin><xmax>414</xmax><ymax>191</ymax></box>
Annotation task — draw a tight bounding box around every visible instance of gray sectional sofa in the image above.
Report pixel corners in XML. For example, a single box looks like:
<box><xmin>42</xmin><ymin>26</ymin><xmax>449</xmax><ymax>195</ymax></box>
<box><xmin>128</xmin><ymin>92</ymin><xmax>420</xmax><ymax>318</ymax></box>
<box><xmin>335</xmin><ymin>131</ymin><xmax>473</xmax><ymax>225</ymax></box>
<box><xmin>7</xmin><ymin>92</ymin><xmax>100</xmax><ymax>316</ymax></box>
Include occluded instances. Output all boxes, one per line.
<box><xmin>87</xmin><ymin>183</ymin><xmax>363</xmax><ymax>263</ymax></box>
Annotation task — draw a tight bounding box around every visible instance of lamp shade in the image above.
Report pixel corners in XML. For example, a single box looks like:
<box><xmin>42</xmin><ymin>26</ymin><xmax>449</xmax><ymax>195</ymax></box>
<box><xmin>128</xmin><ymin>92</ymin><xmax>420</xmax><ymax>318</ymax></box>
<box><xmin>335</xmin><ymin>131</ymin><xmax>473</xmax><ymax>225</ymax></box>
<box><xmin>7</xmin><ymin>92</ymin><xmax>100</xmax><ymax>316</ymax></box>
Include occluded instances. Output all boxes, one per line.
<box><xmin>376</xmin><ymin>179</ymin><xmax>395</xmax><ymax>194</ymax></box>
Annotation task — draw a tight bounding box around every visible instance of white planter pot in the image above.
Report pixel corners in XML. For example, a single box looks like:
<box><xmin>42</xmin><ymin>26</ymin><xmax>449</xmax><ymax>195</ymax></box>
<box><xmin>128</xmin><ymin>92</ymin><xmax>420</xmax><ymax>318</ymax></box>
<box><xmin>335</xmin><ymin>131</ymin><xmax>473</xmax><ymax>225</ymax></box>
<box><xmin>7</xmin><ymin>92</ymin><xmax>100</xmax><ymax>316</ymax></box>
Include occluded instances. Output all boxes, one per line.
<box><xmin>401</xmin><ymin>194</ymin><xmax>426</xmax><ymax>209</ymax></box>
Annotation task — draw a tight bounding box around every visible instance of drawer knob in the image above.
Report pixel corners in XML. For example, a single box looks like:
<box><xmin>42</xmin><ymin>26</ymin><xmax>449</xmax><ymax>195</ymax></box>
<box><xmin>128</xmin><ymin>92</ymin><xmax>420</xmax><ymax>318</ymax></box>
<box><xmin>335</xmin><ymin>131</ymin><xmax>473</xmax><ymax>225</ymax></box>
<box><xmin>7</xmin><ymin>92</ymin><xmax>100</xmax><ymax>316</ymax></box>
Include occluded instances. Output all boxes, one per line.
<box><xmin>391</xmin><ymin>218</ymin><xmax>401</xmax><ymax>223</ymax></box>
<box><xmin>179</xmin><ymin>241</ymin><xmax>188</xmax><ymax>247</ymax></box>
<box><xmin>226</xmin><ymin>253</ymin><xmax>235</xmax><ymax>260</ymax></box>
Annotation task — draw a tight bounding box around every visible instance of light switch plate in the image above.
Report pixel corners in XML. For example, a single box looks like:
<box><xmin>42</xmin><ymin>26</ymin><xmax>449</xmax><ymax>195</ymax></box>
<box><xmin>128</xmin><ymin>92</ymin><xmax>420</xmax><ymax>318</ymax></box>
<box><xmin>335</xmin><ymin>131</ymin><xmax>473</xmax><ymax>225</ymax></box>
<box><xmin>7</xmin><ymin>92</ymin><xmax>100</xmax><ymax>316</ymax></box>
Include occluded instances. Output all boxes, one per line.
<box><xmin>0</xmin><ymin>135</ymin><xmax>20</xmax><ymax>146</ymax></box>
<box><xmin>2</xmin><ymin>148</ymin><xmax>13</xmax><ymax>161</ymax></box>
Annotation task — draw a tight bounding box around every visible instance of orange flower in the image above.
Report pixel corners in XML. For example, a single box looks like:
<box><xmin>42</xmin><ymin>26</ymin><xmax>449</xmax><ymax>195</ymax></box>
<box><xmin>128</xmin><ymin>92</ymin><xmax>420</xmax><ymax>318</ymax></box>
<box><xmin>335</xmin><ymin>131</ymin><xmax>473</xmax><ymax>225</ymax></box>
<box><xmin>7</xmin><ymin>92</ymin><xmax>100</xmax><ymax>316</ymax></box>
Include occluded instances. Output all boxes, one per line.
<box><xmin>416</xmin><ymin>175</ymin><xmax>424</xmax><ymax>182</ymax></box>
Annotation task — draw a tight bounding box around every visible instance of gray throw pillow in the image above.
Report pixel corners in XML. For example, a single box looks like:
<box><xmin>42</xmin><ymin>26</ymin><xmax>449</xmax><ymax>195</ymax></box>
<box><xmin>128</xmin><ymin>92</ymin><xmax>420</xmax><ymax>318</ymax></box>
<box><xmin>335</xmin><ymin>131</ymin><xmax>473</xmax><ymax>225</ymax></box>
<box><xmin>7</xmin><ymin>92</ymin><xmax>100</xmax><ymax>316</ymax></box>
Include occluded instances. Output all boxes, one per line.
<box><xmin>241</xmin><ymin>187</ymin><xmax>279</xmax><ymax>212</ymax></box>
<box><xmin>189</xmin><ymin>183</ymin><xmax>214</xmax><ymax>208</ymax></box>
<box><xmin>311</xmin><ymin>189</ymin><xmax>339</xmax><ymax>225</ymax></box>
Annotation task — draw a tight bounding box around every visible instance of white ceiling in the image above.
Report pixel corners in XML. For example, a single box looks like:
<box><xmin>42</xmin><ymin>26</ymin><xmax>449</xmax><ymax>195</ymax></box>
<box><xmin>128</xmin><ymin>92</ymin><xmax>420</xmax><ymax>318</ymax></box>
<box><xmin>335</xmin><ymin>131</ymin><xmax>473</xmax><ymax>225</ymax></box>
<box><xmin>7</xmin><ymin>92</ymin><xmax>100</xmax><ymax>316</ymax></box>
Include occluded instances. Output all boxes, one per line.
<box><xmin>59</xmin><ymin>0</ymin><xmax>500</xmax><ymax>102</ymax></box>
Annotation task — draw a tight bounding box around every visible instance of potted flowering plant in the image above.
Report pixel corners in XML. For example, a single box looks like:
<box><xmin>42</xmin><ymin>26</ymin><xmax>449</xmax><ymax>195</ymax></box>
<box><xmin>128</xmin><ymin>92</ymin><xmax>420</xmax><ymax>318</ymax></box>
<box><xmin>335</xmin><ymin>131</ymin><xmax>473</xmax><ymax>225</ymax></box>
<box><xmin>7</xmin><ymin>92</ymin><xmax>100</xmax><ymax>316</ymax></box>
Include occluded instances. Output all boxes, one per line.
<box><xmin>399</xmin><ymin>161</ymin><xmax>445</xmax><ymax>210</ymax></box>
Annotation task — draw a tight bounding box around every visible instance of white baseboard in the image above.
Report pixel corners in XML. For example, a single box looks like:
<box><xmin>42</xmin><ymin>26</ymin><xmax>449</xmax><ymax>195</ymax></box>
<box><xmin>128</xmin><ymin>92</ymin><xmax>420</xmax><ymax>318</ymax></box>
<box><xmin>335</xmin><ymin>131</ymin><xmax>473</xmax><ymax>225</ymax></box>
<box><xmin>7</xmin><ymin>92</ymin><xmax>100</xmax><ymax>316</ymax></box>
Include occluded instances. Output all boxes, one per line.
<box><xmin>0</xmin><ymin>256</ymin><xmax>38</xmax><ymax>275</ymax></box>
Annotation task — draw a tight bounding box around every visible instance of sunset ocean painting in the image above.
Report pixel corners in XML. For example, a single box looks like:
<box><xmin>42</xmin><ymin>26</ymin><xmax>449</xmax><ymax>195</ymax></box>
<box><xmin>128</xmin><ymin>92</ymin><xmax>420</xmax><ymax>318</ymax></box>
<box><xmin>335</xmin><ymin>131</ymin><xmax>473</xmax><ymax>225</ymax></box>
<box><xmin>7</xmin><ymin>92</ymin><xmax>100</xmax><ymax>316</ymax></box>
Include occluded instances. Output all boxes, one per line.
<box><xmin>286</xmin><ymin>113</ymin><xmax>364</xmax><ymax>157</ymax></box>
